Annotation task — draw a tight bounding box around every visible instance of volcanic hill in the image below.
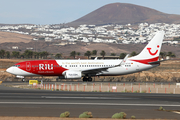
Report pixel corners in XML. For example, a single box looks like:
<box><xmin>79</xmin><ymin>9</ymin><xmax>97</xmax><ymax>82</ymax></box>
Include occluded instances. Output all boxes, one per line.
<box><xmin>68</xmin><ymin>3</ymin><xmax>180</xmax><ymax>26</ymax></box>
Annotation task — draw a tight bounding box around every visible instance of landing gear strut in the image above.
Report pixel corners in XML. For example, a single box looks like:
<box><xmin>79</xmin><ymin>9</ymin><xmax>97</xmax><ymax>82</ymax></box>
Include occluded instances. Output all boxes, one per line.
<box><xmin>83</xmin><ymin>76</ymin><xmax>92</xmax><ymax>82</ymax></box>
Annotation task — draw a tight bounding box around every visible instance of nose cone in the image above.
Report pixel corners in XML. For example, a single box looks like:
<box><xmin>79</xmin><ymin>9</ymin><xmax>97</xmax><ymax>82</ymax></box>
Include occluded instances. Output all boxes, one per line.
<box><xmin>6</xmin><ymin>67</ymin><xmax>14</xmax><ymax>74</ymax></box>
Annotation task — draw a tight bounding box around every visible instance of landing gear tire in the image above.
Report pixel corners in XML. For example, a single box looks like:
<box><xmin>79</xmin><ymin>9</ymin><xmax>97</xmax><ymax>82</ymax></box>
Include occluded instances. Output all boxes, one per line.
<box><xmin>83</xmin><ymin>77</ymin><xmax>92</xmax><ymax>82</ymax></box>
<box><xmin>83</xmin><ymin>77</ymin><xmax>87</xmax><ymax>82</ymax></box>
<box><xmin>88</xmin><ymin>77</ymin><xmax>92</xmax><ymax>82</ymax></box>
<box><xmin>22</xmin><ymin>78</ymin><xmax>25</xmax><ymax>82</ymax></box>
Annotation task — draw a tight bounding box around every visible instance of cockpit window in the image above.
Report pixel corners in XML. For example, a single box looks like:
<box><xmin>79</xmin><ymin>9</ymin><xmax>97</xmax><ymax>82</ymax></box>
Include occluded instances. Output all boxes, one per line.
<box><xmin>13</xmin><ymin>65</ymin><xmax>20</xmax><ymax>67</ymax></box>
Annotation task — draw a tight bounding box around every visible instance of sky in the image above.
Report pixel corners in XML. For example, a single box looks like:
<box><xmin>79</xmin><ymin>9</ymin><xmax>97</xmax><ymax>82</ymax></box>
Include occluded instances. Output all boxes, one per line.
<box><xmin>0</xmin><ymin>0</ymin><xmax>180</xmax><ymax>25</ymax></box>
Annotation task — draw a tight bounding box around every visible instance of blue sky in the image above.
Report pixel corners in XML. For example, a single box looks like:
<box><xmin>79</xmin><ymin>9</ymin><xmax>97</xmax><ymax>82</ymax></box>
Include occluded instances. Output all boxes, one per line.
<box><xmin>0</xmin><ymin>0</ymin><xmax>179</xmax><ymax>24</ymax></box>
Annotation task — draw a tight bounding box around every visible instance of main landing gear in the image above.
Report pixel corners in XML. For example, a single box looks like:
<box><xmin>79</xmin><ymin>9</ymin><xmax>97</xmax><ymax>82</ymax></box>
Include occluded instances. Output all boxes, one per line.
<box><xmin>22</xmin><ymin>78</ymin><xmax>25</xmax><ymax>82</ymax></box>
<box><xmin>83</xmin><ymin>76</ymin><xmax>92</xmax><ymax>82</ymax></box>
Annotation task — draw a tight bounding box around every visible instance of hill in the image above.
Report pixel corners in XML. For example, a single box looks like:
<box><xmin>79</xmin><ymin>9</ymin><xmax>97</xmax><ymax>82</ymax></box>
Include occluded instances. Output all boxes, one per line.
<box><xmin>68</xmin><ymin>3</ymin><xmax>180</xmax><ymax>26</ymax></box>
<box><xmin>0</xmin><ymin>31</ymin><xmax>32</xmax><ymax>43</ymax></box>
<box><xmin>1</xmin><ymin>41</ymin><xmax>180</xmax><ymax>57</ymax></box>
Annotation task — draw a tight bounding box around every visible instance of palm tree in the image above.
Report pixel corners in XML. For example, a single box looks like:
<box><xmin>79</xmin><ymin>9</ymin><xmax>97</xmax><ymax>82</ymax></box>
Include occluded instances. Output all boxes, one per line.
<box><xmin>84</xmin><ymin>51</ymin><xmax>91</xmax><ymax>59</ymax></box>
<box><xmin>77</xmin><ymin>52</ymin><xmax>81</xmax><ymax>56</ymax></box>
<box><xmin>55</xmin><ymin>53</ymin><xmax>62</xmax><ymax>59</ymax></box>
<box><xmin>100</xmin><ymin>50</ymin><xmax>106</xmax><ymax>59</ymax></box>
<box><xmin>70</xmin><ymin>51</ymin><xmax>76</xmax><ymax>59</ymax></box>
<box><xmin>39</xmin><ymin>52</ymin><xmax>44</xmax><ymax>59</ymax></box>
<box><xmin>33</xmin><ymin>52</ymin><xmax>38</xmax><ymax>59</ymax></box>
<box><xmin>120</xmin><ymin>53</ymin><xmax>127</xmax><ymax>59</ymax></box>
<box><xmin>160</xmin><ymin>52</ymin><xmax>167</xmax><ymax>59</ymax></box>
<box><xmin>110</xmin><ymin>53</ymin><xmax>116</xmax><ymax>56</ymax></box>
<box><xmin>43</xmin><ymin>51</ymin><xmax>49</xmax><ymax>59</ymax></box>
<box><xmin>163</xmin><ymin>52</ymin><xmax>167</xmax><ymax>59</ymax></box>
<box><xmin>167</xmin><ymin>52</ymin><xmax>172</xmax><ymax>56</ymax></box>
<box><xmin>36</xmin><ymin>52</ymin><xmax>40</xmax><ymax>59</ymax></box>
<box><xmin>24</xmin><ymin>50</ymin><xmax>33</xmax><ymax>59</ymax></box>
<box><xmin>5</xmin><ymin>51</ymin><xmax>10</xmax><ymax>59</ymax></box>
<box><xmin>160</xmin><ymin>52</ymin><xmax>164</xmax><ymax>59</ymax></box>
<box><xmin>170</xmin><ymin>54</ymin><xmax>176</xmax><ymax>58</ymax></box>
<box><xmin>0</xmin><ymin>49</ymin><xmax>5</xmax><ymax>58</ymax></box>
<box><xmin>92</xmin><ymin>50</ymin><xmax>97</xmax><ymax>56</ymax></box>
<box><xmin>20</xmin><ymin>54</ymin><xmax>25</xmax><ymax>59</ymax></box>
<box><xmin>12</xmin><ymin>51</ymin><xmax>20</xmax><ymax>58</ymax></box>
<box><xmin>130</xmin><ymin>51</ymin><xmax>137</xmax><ymax>57</ymax></box>
<box><xmin>167</xmin><ymin>52</ymin><xmax>176</xmax><ymax>59</ymax></box>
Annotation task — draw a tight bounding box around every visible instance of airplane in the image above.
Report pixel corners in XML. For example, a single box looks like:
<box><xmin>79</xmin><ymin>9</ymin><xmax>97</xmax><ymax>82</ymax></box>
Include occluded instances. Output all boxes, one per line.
<box><xmin>6</xmin><ymin>31</ymin><xmax>165</xmax><ymax>82</ymax></box>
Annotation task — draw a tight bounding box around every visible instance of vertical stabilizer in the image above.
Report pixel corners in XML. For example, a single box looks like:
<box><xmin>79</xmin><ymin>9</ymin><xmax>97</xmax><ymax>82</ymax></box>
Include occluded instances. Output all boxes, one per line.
<box><xmin>130</xmin><ymin>31</ymin><xmax>164</xmax><ymax>61</ymax></box>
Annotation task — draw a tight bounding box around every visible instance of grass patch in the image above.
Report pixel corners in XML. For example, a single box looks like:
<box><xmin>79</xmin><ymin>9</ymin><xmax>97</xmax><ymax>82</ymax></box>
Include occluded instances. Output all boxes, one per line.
<box><xmin>79</xmin><ymin>111</ymin><xmax>93</xmax><ymax>118</ymax></box>
<box><xmin>112</xmin><ymin>112</ymin><xmax>126</xmax><ymax>119</ymax></box>
<box><xmin>60</xmin><ymin>111</ymin><xmax>70</xmax><ymax>118</ymax></box>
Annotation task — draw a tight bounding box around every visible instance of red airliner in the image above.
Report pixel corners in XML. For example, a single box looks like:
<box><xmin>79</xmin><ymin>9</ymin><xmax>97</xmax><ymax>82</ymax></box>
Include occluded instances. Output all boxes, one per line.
<box><xmin>6</xmin><ymin>31</ymin><xmax>165</xmax><ymax>82</ymax></box>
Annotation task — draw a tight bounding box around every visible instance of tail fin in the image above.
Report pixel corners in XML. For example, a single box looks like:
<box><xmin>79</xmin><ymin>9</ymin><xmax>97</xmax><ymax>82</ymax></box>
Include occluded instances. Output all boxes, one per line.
<box><xmin>129</xmin><ymin>31</ymin><xmax>165</xmax><ymax>63</ymax></box>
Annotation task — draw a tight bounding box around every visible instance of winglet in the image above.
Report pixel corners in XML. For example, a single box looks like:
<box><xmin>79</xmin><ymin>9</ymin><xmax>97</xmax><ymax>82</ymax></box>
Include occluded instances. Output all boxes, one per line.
<box><xmin>94</xmin><ymin>57</ymin><xmax>98</xmax><ymax>60</ymax></box>
<box><xmin>120</xmin><ymin>54</ymin><xmax>129</xmax><ymax>65</ymax></box>
<box><xmin>115</xmin><ymin>54</ymin><xmax>129</xmax><ymax>67</ymax></box>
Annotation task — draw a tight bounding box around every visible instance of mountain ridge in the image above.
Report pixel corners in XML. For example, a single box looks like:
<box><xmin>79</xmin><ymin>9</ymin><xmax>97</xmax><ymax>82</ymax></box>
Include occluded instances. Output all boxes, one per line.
<box><xmin>68</xmin><ymin>3</ymin><xmax>180</xmax><ymax>26</ymax></box>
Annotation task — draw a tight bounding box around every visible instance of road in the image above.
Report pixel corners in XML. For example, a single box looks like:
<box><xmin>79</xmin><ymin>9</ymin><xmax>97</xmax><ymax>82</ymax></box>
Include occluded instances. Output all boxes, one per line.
<box><xmin>0</xmin><ymin>83</ymin><xmax>180</xmax><ymax>119</ymax></box>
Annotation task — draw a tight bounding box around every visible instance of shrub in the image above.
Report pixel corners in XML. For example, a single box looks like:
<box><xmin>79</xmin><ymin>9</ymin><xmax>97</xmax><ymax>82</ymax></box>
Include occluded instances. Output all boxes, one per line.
<box><xmin>159</xmin><ymin>106</ymin><xmax>165</xmax><ymax>111</ymax></box>
<box><xmin>133</xmin><ymin>91</ymin><xmax>138</xmax><ymax>93</ymax></box>
<box><xmin>112</xmin><ymin>113</ymin><xmax>121</xmax><ymax>119</ymax></box>
<box><xmin>141</xmin><ymin>90</ymin><xmax>146</xmax><ymax>93</ymax></box>
<box><xmin>60</xmin><ymin>111</ymin><xmax>70</xmax><ymax>118</ymax></box>
<box><xmin>131</xmin><ymin>115</ymin><xmax>136</xmax><ymax>119</ymax></box>
<box><xmin>112</xmin><ymin>112</ymin><xmax>126</xmax><ymax>119</ymax></box>
<box><xmin>79</xmin><ymin>111</ymin><xmax>93</xmax><ymax>118</ymax></box>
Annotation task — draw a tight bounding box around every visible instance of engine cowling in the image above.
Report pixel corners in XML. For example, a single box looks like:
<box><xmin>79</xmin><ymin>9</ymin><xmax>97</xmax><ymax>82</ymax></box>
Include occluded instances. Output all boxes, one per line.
<box><xmin>16</xmin><ymin>75</ymin><xmax>24</xmax><ymax>78</ymax></box>
<box><xmin>62</xmin><ymin>70</ymin><xmax>82</xmax><ymax>79</ymax></box>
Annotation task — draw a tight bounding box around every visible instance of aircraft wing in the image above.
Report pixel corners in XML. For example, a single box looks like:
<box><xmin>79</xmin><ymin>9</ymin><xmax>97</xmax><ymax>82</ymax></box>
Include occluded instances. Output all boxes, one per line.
<box><xmin>81</xmin><ymin>66</ymin><xmax>113</xmax><ymax>75</ymax></box>
<box><xmin>81</xmin><ymin>54</ymin><xmax>129</xmax><ymax>75</ymax></box>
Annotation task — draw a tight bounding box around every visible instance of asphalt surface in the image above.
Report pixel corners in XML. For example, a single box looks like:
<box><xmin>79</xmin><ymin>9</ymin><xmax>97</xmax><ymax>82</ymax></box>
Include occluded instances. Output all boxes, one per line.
<box><xmin>0</xmin><ymin>83</ymin><xmax>180</xmax><ymax>119</ymax></box>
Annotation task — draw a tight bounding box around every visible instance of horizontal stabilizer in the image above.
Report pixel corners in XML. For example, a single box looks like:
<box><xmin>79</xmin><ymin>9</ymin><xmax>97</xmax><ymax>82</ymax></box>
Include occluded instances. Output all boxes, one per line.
<box><xmin>148</xmin><ymin>59</ymin><xmax>167</xmax><ymax>64</ymax></box>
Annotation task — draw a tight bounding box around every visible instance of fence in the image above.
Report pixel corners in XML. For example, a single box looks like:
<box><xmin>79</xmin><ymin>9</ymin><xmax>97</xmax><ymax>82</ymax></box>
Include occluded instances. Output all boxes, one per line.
<box><xmin>31</xmin><ymin>82</ymin><xmax>180</xmax><ymax>94</ymax></box>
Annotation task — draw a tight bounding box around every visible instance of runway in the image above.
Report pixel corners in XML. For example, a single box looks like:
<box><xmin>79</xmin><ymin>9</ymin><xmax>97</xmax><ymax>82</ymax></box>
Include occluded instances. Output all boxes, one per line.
<box><xmin>0</xmin><ymin>84</ymin><xmax>180</xmax><ymax>119</ymax></box>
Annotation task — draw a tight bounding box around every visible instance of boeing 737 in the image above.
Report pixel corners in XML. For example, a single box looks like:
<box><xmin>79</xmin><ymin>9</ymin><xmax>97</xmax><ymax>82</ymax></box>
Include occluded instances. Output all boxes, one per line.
<box><xmin>6</xmin><ymin>31</ymin><xmax>165</xmax><ymax>82</ymax></box>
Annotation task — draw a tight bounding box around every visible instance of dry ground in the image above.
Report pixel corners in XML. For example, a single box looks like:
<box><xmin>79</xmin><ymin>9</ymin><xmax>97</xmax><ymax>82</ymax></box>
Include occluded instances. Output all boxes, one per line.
<box><xmin>0</xmin><ymin>31</ymin><xmax>32</xmax><ymax>43</ymax></box>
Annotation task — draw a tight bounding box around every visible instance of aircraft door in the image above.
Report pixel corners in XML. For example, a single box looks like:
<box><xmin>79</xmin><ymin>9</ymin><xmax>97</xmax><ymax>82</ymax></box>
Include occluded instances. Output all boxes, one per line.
<box><xmin>26</xmin><ymin>62</ymin><xmax>31</xmax><ymax>71</ymax></box>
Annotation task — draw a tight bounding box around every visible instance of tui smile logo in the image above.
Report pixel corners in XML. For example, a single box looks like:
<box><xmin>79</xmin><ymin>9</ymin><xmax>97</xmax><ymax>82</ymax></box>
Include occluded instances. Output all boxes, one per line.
<box><xmin>147</xmin><ymin>45</ymin><xmax>159</xmax><ymax>56</ymax></box>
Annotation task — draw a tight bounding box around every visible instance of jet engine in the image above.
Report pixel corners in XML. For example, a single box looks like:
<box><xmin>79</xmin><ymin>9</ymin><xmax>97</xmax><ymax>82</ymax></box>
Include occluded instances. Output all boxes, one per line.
<box><xmin>62</xmin><ymin>70</ymin><xmax>82</xmax><ymax>79</ymax></box>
